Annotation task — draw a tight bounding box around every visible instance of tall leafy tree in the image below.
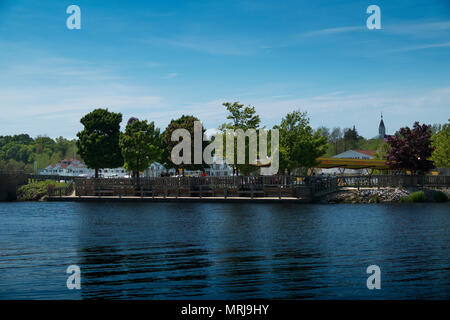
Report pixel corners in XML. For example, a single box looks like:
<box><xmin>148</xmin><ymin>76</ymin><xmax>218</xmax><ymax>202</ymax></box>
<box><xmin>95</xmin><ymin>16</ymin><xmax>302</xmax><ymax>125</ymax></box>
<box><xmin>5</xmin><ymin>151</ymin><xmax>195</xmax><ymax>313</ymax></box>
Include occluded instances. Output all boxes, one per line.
<box><xmin>120</xmin><ymin>119</ymin><xmax>163</xmax><ymax>178</ymax></box>
<box><xmin>219</xmin><ymin>102</ymin><xmax>261</xmax><ymax>175</ymax></box>
<box><xmin>430</xmin><ymin>119</ymin><xmax>449</xmax><ymax>168</ymax></box>
<box><xmin>329</xmin><ymin>127</ymin><xmax>342</xmax><ymax>155</ymax></box>
<box><xmin>163</xmin><ymin>115</ymin><xmax>208</xmax><ymax>173</ymax></box>
<box><xmin>343</xmin><ymin>126</ymin><xmax>360</xmax><ymax>150</ymax></box>
<box><xmin>386</xmin><ymin>122</ymin><xmax>434</xmax><ymax>174</ymax></box>
<box><xmin>76</xmin><ymin>108</ymin><xmax>123</xmax><ymax>178</ymax></box>
<box><xmin>276</xmin><ymin>110</ymin><xmax>327</xmax><ymax>174</ymax></box>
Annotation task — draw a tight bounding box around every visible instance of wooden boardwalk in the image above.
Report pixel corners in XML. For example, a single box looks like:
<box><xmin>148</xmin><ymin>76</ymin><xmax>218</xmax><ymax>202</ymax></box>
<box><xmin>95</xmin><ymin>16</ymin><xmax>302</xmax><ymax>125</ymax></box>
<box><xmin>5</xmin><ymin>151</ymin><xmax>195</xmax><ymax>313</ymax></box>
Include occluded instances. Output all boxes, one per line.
<box><xmin>47</xmin><ymin>195</ymin><xmax>311</xmax><ymax>203</ymax></box>
<box><xmin>46</xmin><ymin>175</ymin><xmax>338</xmax><ymax>203</ymax></box>
<box><xmin>33</xmin><ymin>174</ymin><xmax>450</xmax><ymax>203</ymax></box>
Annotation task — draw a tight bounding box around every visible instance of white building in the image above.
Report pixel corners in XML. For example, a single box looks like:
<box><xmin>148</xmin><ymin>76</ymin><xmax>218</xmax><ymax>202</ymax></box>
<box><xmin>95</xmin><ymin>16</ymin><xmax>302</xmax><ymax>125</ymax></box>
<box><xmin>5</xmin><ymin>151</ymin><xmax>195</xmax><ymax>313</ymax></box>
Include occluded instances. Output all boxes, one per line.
<box><xmin>143</xmin><ymin>162</ymin><xmax>175</xmax><ymax>177</ymax></box>
<box><xmin>39</xmin><ymin>159</ymin><xmax>94</xmax><ymax>177</ymax></box>
<box><xmin>39</xmin><ymin>159</ymin><xmax>129</xmax><ymax>178</ymax></box>
<box><xmin>205</xmin><ymin>162</ymin><xmax>234</xmax><ymax>176</ymax></box>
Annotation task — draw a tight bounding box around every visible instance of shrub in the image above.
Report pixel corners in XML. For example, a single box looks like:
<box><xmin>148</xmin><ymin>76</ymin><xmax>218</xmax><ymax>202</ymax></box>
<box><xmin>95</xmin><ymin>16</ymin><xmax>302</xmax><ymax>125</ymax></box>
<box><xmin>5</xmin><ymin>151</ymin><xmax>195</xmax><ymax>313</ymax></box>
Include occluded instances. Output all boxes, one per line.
<box><xmin>17</xmin><ymin>180</ymin><xmax>66</xmax><ymax>201</ymax></box>
<box><xmin>375</xmin><ymin>194</ymin><xmax>381</xmax><ymax>203</ymax></box>
<box><xmin>407</xmin><ymin>191</ymin><xmax>426</xmax><ymax>203</ymax></box>
<box><xmin>434</xmin><ymin>191</ymin><xmax>448</xmax><ymax>202</ymax></box>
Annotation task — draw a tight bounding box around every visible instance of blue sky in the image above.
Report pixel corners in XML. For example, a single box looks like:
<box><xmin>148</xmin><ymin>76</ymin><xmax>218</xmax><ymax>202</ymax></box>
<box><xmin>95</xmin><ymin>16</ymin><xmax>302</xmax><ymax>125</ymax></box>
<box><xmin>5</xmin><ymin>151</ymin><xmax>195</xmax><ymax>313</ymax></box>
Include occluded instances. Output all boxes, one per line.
<box><xmin>0</xmin><ymin>0</ymin><xmax>449</xmax><ymax>139</ymax></box>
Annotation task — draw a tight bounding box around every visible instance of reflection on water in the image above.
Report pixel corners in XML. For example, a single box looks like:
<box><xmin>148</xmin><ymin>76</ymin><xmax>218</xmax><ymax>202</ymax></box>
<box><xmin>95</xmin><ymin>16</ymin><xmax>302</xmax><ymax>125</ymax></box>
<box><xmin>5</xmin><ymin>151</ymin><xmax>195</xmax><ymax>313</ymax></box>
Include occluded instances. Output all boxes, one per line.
<box><xmin>0</xmin><ymin>202</ymin><xmax>448</xmax><ymax>299</ymax></box>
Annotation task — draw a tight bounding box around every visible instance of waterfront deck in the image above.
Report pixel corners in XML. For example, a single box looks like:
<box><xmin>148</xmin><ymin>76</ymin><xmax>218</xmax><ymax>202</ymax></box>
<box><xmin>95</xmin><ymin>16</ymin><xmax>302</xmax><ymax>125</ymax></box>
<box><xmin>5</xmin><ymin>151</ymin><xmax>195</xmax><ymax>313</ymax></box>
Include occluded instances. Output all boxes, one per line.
<box><xmin>46</xmin><ymin>175</ymin><xmax>338</xmax><ymax>203</ymax></box>
<box><xmin>42</xmin><ymin>174</ymin><xmax>450</xmax><ymax>203</ymax></box>
<box><xmin>47</xmin><ymin>195</ymin><xmax>311</xmax><ymax>203</ymax></box>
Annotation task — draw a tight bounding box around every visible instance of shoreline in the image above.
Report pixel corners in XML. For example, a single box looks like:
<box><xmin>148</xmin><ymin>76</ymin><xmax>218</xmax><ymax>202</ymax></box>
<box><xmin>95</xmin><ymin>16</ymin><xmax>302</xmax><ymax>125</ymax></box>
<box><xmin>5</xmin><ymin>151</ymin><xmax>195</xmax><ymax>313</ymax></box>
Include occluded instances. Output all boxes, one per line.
<box><xmin>32</xmin><ymin>187</ymin><xmax>447</xmax><ymax>204</ymax></box>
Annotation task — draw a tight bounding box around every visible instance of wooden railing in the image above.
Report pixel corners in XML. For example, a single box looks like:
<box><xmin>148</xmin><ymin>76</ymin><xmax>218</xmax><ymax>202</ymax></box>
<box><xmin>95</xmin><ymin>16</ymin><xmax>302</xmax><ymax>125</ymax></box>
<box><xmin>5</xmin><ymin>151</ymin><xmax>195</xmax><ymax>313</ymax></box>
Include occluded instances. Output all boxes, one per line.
<box><xmin>72</xmin><ymin>175</ymin><xmax>335</xmax><ymax>199</ymax></box>
<box><xmin>47</xmin><ymin>181</ymin><xmax>75</xmax><ymax>198</ymax></box>
<box><xmin>49</xmin><ymin>174</ymin><xmax>449</xmax><ymax>200</ymax></box>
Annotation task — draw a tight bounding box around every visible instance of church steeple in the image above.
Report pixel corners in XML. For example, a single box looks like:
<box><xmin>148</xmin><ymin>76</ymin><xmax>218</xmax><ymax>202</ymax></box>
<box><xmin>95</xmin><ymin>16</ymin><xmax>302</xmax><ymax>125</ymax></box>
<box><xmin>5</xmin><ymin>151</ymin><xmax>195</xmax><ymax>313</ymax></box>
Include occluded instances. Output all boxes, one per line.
<box><xmin>378</xmin><ymin>112</ymin><xmax>386</xmax><ymax>139</ymax></box>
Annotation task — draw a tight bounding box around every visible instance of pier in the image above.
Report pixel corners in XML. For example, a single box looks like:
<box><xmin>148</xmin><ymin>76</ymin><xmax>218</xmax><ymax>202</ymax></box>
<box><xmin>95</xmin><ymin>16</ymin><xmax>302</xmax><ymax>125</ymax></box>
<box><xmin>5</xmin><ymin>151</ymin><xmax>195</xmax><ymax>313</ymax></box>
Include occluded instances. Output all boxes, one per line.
<box><xmin>12</xmin><ymin>173</ymin><xmax>449</xmax><ymax>203</ymax></box>
<box><xmin>47</xmin><ymin>175</ymin><xmax>338</xmax><ymax>203</ymax></box>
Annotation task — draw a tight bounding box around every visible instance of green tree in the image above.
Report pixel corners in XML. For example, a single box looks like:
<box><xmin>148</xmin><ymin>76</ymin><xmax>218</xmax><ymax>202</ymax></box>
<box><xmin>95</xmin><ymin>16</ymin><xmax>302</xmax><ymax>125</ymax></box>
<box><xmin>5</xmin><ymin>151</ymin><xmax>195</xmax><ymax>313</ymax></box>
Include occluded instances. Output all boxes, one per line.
<box><xmin>276</xmin><ymin>110</ymin><xmax>327</xmax><ymax>174</ymax></box>
<box><xmin>163</xmin><ymin>115</ymin><xmax>208</xmax><ymax>174</ymax></box>
<box><xmin>120</xmin><ymin>120</ymin><xmax>163</xmax><ymax>178</ymax></box>
<box><xmin>219</xmin><ymin>102</ymin><xmax>261</xmax><ymax>175</ymax></box>
<box><xmin>343</xmin><ymin>126</ymin><xmax>360</xmax><ymax>150</ymax></box>
<box><xmin>430</xmin><ymin>119</ymin><xmax>450</xmax><ymax>168</ymax></box>
<box><xmin>76</xmin><ymin>108</ymin><xmax>124</xmax><ymax>178</ymax></box>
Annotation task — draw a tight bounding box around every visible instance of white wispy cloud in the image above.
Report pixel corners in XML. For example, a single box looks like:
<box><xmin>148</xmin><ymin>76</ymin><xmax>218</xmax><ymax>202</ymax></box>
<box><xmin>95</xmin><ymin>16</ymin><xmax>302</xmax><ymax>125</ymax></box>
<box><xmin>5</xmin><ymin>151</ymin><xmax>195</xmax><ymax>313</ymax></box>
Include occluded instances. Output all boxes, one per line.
<box><xmin>144</xmin><ymin>34</ymin><xmax>263</xmax><ymax>55</ymax></box>
<box><xmin>388</xmin><ymin>41</ymin><xmax>450</xmax><ymax>53</ymax></box>
<box><xmin>162</xmin><ymin>72</ymin><xmax>179</xmax><ymax>79</ymax></box>
<box><xmin>300</xmin><ymin>26</ymin><xmax>366</xmax><ymax>37</ymax></box>
<box><xmin>298</xmin><ymin>20</ymin><xmax>450</xmax><ymax>39</ymax></box>
<box><xmin>386</xmin><ymin>20</ymin><xmax>450</xmax><ymax>37</ymax></box>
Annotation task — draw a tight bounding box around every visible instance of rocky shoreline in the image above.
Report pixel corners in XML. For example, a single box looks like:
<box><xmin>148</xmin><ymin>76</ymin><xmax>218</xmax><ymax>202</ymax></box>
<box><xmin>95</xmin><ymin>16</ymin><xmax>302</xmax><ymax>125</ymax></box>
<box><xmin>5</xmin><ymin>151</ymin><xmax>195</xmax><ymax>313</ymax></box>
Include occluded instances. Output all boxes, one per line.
<box><xmin>323</xmin><ymin>187</ymin><xmax>449</xmax><ymax>204</ymax></box>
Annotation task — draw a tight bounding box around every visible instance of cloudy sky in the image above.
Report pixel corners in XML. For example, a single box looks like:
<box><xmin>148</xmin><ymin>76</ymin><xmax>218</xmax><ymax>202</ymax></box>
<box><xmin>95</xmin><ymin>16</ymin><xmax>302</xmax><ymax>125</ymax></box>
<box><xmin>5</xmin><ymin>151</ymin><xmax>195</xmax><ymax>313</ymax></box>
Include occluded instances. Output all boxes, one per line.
<box><xmin>0</xmin><ymin>0</ymin><xmax>449</xmax><ymax>139</ymax></box>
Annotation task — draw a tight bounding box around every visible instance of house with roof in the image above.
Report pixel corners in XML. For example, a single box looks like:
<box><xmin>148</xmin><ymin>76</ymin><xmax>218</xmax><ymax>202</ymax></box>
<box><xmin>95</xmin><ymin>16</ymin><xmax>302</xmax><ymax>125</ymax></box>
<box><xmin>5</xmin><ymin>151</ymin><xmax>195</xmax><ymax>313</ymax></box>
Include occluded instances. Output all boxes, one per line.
<box><xmin>39</xmin><ymin>159</ymin><xmax>95</xmax><ymax>177</ymax></box>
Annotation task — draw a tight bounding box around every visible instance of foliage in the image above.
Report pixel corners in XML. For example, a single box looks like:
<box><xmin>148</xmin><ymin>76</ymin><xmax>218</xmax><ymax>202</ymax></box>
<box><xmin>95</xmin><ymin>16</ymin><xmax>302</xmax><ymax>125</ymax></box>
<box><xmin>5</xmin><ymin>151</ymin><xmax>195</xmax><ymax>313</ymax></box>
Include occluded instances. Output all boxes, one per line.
<box><xmin>0</xmin><ymin>134</ymin><xmax>78</xmax><ymax>173</ymax></box>
<box><xmin>219</xmin><ymin>102</ymin><xmax>262</xmax><ymax>175</ymax></box>
<box><xmin>76</xmin><ymin>108</ymin><xmax>124</xmax><ymax>178</ymax></box>
<box><xmin>386</xmin><ymin>122</ymin><xmax>434</xmax><ymax>174</ymax></box>
<box><xmin>375</xmin><ymin>194</ymin><xmax>380</xmax><ymax>203</ymax></box>
<box><xmin>16</xmin><ymin>180</ymin><xmax>67</xmax><ymax>201</ymax></box>
<box><xmin>120</xmin><ymin>120</ymin><xmax>163</xmax><ymax>178</ymax></box>
<box><xmin>430</xmin><ymin>120</ymin><xmax>450</xmax><ymax>168</ymax></box>
<box><xmin>220</xmin><ymin>102</ymin><xmax>261</xmax><ymax>130</ymax></box>
<box><xmin>407</xmin><ymin>191</ymin><xmax>426</xmax><ymax>203</ymax></box>
<box><xmin>433</xmin><ymin>191</ymin><xmax>448</xmax><ymax>202</ymax></box>
<box><xmin>276</xmin><ymin>110</ymin><xmax>327</xmax><ymax>173</ymax></box>
<box><xmin>163</xmin><ymin>115</ymin><xmax>209</xmax><ymax>172</ymax></box>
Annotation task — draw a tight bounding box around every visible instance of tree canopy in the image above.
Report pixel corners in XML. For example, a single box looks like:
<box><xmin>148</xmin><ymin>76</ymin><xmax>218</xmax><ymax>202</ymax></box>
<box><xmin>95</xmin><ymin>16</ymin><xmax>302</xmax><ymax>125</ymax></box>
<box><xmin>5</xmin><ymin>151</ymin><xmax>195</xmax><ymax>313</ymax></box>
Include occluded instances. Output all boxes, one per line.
<box><xmin>276</xmin><ymin>110</ymin><xmax>327</xmax><ymax>173</ymax></box>
<box><xmin>120</xmin><ymin>119</ymin><xmax>163</xmax><ymax>178</ymax></box>
<box><xmin>76</xmin><ymin>108</ymin><xmax>124</xmax><ymax>178</ymax></box>
<box><xmin>386</xmin><ymin>122</ymin><xmax>434</xmax><ymax>173</ymax></box>
<box><xmin>219</xmin><ymin>102</ymin><xmax>262</xmax><ymax>175</ymax></box>
<box><xmin>0</xmin><ymin>134</ymin><xmax>77</xmax><ymax>173</ymax></box>
<box><xmin>163</xmin><ymin>115</ymin><xmax>208</xmax><ymax>173</ymax></box>
<box><xmin>430</xmin><ymin>119</ymin><xmax>449</xmax><ymax>168</ymax></box>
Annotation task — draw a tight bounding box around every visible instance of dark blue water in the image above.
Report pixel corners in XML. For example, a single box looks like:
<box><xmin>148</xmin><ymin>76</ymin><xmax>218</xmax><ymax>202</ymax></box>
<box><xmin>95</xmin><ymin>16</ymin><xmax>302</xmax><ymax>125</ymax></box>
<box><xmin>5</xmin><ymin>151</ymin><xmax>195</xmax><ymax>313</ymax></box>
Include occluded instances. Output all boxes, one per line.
<box><xmin>0</xmin><ymin>202</ymin><xmax>448</xmax><ymax>299</ymax></box>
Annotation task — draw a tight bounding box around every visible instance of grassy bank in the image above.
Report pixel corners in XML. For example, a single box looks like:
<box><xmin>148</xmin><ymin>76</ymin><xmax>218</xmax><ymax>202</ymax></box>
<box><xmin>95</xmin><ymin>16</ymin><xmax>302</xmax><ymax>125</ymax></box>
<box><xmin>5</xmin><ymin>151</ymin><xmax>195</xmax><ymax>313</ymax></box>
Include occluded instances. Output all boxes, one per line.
<box><xmin>17</xmin><ymin>180</ymin><xmax>67</xmax><ymax>201</ymax></box>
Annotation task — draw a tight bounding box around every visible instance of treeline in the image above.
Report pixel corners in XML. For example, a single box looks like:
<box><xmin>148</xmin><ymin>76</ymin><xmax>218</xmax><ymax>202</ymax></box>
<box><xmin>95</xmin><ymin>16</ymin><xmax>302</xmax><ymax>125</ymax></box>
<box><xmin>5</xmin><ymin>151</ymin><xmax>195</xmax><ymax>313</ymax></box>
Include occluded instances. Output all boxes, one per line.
<box><xmin>76</xmin><ymin>103</ymin><xmax>330</xmax><ymax>177</ymax></box>
<box><xmin>2</xmin><ymin>103</ymin><xmax>448</xmax><ymax>175</ymax></box>
<box><xmin>315</xmin><ymin>126</ymin><xmax>386</xmax><ymax>157</ymax></box>
<box><xmin>0</xmin><ymin>135</ymin><xmax>78</xmax><ymax>173</ymax></box>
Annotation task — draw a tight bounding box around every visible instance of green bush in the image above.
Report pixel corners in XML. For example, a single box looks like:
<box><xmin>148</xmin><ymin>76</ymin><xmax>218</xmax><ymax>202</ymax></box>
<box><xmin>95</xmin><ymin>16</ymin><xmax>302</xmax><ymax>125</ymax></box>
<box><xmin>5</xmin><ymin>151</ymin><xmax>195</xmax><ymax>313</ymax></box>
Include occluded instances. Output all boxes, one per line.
<box><xmin>434</xmin><ymin>191</ymin><xmax>448</xmax><ymax>202</ymax></box>
<box><xmin>375</xmin><ymin>194</ymin><xmax>381</xmax><ymax>203</ymax></box>
<box><xmin>407</xmin><ymin>191</ymin><xmax>426</xmax><ymax>203</ymax></box>
<box><xmin>17</xmin><ymin>180</ymin><xmax>67</xmax><ymax>201</ymax></box>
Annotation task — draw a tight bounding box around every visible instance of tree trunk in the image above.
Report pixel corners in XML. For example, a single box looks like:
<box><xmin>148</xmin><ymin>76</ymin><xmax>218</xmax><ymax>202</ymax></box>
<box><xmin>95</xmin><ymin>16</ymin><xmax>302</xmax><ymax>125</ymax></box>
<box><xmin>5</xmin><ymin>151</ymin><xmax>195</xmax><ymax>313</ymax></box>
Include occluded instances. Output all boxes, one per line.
<box><xmin>95</xmin><ymin>168</ymin><xmax>99</xmax><ymax>178</ymax></box>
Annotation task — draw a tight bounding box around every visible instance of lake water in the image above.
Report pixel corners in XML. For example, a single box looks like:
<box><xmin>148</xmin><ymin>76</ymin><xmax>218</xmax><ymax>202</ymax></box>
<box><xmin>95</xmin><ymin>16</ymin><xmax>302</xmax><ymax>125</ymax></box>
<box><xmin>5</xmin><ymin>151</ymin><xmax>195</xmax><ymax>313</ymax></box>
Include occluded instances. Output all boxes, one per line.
<box><xmin>0</xmin><ymin>202</ymin><xmax>448</xmax><ymax>299</ymax></box>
